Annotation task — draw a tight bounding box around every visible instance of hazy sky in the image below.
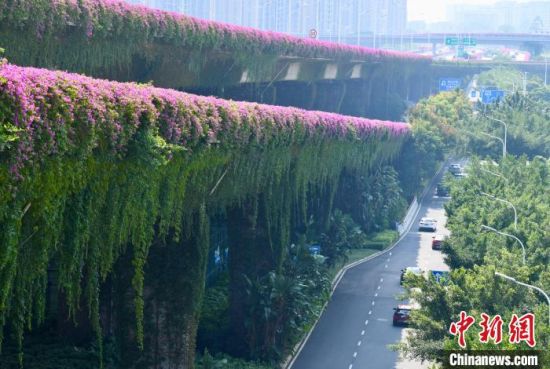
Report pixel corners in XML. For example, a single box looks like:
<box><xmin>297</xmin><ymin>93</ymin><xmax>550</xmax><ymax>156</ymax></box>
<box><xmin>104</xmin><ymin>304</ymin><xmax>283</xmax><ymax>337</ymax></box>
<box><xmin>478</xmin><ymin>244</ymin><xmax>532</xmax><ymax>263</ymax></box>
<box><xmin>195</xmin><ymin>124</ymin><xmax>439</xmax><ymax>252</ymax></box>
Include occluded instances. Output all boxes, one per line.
<box><xmin>408</xmin><ymin>0</ymin><xmax>493</xmax><ymax>22</ymax></box>
<box><xmin>408</xmin><ymin>0</ymin><xmax>549</xmax><ymax>22</ymax></box>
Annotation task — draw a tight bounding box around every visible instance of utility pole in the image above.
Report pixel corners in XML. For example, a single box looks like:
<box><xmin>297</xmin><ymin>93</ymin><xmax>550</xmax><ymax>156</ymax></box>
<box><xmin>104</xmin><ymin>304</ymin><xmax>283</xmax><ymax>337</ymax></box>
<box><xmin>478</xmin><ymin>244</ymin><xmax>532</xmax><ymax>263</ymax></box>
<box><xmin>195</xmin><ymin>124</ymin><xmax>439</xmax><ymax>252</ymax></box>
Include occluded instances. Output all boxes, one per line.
<box><xmin>523</xmin><ymin>72</ymin><xmax>528</xmax><ymax>96</ymax></box>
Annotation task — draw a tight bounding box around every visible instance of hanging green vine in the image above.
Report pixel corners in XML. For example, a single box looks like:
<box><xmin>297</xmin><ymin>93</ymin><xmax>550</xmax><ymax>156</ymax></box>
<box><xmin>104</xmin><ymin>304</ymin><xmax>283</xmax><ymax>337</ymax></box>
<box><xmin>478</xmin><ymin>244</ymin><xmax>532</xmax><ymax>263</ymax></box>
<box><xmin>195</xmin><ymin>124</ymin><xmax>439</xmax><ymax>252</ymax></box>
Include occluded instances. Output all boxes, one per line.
<box><xmin>0</xmin><ymin>62</ymin><xmax>408</xmax><ymax>366</ymax></box>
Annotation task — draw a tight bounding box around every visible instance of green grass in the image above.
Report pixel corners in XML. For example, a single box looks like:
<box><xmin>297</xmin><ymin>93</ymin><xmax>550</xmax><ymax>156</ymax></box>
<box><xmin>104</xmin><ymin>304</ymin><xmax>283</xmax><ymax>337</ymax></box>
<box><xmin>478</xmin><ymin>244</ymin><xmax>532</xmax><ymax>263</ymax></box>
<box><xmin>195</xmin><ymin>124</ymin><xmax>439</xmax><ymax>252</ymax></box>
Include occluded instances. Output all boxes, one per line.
<box><xmin>328</xmin><ymin>229</ymin><xmax>399</xmax><ymax>281</ymax></box>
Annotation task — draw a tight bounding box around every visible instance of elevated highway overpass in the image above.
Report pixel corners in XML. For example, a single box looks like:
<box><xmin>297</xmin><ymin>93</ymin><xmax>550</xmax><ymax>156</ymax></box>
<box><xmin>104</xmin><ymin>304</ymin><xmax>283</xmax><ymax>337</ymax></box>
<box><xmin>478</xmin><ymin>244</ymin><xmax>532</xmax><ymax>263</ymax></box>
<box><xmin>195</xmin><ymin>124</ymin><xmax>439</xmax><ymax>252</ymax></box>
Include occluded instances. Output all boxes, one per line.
<box><xmin>2</xmin><ymin>2</ymin><xmax>548</xmax><ymax>369</ymax></box>
<box><xmin>2</xmin><ymin>2</ymin><xmax>546</xmax><ymax>121</ymax></box>
<box><xmin>356</xmin><ymin>33</ymin><xmax>550</xmax><ymax>48</ymax></box>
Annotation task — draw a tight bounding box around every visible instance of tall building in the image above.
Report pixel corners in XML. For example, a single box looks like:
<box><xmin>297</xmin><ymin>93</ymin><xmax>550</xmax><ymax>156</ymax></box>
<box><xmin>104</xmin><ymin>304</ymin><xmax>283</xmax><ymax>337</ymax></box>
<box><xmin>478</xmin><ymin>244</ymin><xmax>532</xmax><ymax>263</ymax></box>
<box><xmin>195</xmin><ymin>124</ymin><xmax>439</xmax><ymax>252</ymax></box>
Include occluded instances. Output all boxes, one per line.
<box><xmin>123</xmin><ymin>0</ymin><xmax>408</xmax><ymax>44</ymax></box>
<box><xmin>446</xmin><ymin>1</ymin><xmax>550</xmax><ymax>33</ymax></box>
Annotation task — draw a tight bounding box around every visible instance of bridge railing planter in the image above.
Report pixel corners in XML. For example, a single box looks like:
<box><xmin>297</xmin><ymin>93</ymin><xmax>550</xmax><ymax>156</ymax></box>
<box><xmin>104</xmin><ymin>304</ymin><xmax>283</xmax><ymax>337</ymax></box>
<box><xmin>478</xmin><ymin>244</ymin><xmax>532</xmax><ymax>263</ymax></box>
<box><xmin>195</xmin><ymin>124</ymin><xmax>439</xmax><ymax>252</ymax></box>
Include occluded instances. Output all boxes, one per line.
<box><xmin>0</xmin><ymin>0</ymin><xmax>430</xmax><ymax>90</ymax></box>
<box><xmin>0</xmin><ymin>63</ymin><xmax>409</xmax><ymax>367</ymax></box>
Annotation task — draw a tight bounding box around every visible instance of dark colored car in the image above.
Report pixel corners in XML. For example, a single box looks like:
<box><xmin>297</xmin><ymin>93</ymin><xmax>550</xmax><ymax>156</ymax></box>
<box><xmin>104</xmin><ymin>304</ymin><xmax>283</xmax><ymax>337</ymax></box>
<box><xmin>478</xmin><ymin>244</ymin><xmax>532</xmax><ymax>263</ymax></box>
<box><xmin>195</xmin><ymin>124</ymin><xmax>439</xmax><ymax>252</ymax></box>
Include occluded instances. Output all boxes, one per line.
<box><xmin>432</xmin><ymin>234</ymin><xmax>446</xmax><ymax>250</ymax></box>
<box><xmin>393</xmin><ymin>305</ymin><xmax>412</xmax><ymax>326</ymax></box>
<box><xmin>436</xmin><ymin>183</ymin><xmax>450</xmax><ymax>197</ymax></box>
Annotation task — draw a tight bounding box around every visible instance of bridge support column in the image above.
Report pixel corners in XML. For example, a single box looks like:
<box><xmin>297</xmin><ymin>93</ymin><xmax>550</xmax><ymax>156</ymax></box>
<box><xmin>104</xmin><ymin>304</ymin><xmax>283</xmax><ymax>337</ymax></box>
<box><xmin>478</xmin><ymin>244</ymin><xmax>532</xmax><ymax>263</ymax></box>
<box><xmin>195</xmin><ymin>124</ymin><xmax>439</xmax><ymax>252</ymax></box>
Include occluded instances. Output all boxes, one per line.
<box><xmin>226</xmin><ymin>195</ymin><xmax>275</xmax><ymax>358</ymax></box>
<box><xmin>336</xmin><ymin>81</ymin><xmax>348</xmax><ymax>113</ymax></box>
<box><xmin>115</xmin><ymin>207</ymin><xmax>209</xmax><ymax>369</ymax></box>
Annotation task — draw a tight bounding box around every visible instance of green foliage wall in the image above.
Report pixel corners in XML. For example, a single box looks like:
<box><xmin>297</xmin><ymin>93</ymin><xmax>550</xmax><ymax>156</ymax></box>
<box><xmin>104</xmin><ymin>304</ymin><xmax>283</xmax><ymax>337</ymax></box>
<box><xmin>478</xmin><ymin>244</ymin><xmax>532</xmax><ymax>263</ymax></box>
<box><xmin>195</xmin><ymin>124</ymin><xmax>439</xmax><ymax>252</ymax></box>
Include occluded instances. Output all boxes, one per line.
<box><xmin>0</xmin><ymin>63</ymin><xmax>407</xmax><ymax>367</ymax></box>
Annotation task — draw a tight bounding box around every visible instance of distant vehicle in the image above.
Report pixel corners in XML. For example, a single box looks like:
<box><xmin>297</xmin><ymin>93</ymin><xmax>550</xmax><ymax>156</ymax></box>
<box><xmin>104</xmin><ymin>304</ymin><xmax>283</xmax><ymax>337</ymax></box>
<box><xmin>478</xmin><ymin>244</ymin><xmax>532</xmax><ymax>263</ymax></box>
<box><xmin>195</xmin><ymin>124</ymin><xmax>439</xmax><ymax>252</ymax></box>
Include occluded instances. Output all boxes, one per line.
<box><xmin>418</xmin><ymin>217</ymin><xmax>437</xmax><ymax>232</ymax></box>
<box><xmin>400</xmin><ymin>266</ymin><xmax>423</xmax><ymax>285</ymax></box>
<box><xmin>432</xmin><ymin>234</ymin><xmax>447</xmax><ymax>250</ymax></box>
<box><xmin>393</xmin><ymin>304</ymin><xmax>412</xmax><ymax>326</ymax></box>
<box><xmin>449</xmin><ymin>164</ymin><xmax>463</xmax><ymax>176</ymax></box>
<box><xmin>436</xmin><ymin>183</ymin><xmax>450</xmax><ymax>197</ymax></box>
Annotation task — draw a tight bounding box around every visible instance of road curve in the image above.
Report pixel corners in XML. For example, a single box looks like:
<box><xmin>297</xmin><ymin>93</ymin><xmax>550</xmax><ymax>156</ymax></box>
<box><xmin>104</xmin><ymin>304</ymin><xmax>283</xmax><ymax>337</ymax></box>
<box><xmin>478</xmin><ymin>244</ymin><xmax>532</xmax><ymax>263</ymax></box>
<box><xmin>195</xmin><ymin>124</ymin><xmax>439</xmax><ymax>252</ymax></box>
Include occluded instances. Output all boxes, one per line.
<box><xmin>290</xmin><ymin>171</ymin><xmax>450</xmax><ymax>369</ymax></box>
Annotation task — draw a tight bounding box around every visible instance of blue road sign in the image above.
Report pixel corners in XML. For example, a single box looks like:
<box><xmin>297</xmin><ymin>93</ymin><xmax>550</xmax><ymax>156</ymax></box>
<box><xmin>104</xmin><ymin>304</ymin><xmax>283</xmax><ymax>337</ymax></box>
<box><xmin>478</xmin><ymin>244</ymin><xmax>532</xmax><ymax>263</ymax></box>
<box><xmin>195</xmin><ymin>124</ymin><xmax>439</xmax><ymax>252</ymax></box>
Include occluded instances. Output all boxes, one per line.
<box><xmin>481</xmin><ymin>89</ymin><xmax>505</xmax><ymax>104</ymax></box>
<box><xmin>431</xmin><ymin>270</ymin><xmax>450</xmax><ymax>284</ymax></box>
<box><xmin>309</xmin><ymin>244</ymin><xmax>321</xmax><ymax>256</ymax></box>
<box><xmin>439</xmin><ymin>78</ymin><xmax>461</xmax><ymax>92</ymax></box>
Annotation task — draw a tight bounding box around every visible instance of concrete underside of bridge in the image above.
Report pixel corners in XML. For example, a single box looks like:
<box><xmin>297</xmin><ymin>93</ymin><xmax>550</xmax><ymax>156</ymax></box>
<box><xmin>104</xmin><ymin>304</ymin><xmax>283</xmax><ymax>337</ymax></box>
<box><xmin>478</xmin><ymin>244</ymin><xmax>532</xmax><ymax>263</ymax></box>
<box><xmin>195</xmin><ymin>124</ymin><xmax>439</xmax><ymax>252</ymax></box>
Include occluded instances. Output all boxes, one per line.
<box><xmin>182</xmin><ymin>58</ymin><xmax>437</xmax><ymax>121</ymax></box>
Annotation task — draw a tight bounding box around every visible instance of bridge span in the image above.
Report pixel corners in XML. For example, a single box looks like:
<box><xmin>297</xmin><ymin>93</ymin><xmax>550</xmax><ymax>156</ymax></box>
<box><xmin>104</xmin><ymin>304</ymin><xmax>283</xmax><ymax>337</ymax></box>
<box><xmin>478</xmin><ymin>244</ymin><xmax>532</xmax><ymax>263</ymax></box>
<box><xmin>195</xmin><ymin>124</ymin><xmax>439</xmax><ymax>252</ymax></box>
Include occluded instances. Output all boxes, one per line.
<box><xmin>333</xmin><ymin>32</ymin><xmax>550</xmax><ymax>51</ymax></box>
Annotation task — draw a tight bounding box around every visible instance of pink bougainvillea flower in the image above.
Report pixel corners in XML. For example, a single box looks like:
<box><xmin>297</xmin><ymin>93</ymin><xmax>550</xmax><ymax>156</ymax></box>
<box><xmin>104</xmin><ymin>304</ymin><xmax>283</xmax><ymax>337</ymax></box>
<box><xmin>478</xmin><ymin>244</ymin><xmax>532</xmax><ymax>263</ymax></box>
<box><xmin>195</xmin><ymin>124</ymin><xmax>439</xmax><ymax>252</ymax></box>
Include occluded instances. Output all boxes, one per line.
<box><xmin>0</xmin><ymin>63</ymin><xmax>410</xmax><ymax>176</ymax></box>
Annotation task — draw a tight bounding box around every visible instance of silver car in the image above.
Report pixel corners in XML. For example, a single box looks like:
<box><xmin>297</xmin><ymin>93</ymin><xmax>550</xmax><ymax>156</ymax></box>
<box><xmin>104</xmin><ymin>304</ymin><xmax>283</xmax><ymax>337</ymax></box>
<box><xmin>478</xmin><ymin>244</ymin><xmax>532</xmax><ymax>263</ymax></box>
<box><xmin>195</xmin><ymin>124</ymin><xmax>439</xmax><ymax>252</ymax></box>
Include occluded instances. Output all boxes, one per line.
<box><xmin>418</xmin><ymin>217</ymin><xmax>437</xmax><ymax>232</ymax></box>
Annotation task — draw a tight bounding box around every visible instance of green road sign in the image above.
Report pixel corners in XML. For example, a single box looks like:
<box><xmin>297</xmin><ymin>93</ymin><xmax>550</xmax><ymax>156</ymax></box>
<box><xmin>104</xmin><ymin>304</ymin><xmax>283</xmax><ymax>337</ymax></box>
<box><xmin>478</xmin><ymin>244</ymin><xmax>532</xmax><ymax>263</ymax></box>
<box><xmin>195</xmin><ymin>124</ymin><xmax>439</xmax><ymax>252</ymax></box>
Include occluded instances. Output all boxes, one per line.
<box><xmin>445</xmin><ymin>36</ymin><xmax>476</xmax><ymax>46</ymax></box>
<box><xmin>445</xmin><ymin>37</ymin><xmax>459</xmax><ymax>46</ymax></box>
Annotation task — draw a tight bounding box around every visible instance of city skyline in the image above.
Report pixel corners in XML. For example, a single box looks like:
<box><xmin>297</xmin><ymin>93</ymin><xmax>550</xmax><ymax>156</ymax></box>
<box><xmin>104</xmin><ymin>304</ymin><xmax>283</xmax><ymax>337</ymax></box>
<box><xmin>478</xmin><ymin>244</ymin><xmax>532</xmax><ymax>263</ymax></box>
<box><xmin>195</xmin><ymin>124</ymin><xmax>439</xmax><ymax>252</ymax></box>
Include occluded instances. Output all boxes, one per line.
<box><xmin>125</xmin><ymin>0</ymin><xmax>408</xmax><ymax>42</ymax></box>
<box><xmin>409</xmin><ymin>0</ymin><xmax>550</xmax><ymax>22</ymax></box>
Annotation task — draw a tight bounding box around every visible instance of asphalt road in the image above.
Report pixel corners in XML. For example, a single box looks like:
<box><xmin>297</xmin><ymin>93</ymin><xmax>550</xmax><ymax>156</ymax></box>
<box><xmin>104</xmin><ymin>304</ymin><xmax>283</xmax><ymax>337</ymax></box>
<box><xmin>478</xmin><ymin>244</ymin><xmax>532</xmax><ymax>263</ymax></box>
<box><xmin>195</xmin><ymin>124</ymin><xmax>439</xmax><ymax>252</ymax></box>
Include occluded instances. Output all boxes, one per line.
<box><xmin>290</xmin><ymin>173</ymin><xmax>451</xmax><ymax>369</ymax></box>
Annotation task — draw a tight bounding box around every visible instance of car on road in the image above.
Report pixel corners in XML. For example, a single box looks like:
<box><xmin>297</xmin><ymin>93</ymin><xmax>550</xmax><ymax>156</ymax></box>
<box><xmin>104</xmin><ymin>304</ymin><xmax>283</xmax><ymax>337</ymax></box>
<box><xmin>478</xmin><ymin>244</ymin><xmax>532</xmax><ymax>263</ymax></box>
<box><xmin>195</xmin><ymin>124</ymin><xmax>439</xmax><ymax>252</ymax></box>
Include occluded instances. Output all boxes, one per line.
<box><xmin>418</xmin><ymin>217</ymin><xmax>437</xmax><ymax>232</ymax></box>
<box><xmin>436</xmin><ymin>182</ymin><xmax>450</xmax><ymax>197</ymax></box>
<box><xmin>393</xmin><ymin>304</ymin><xmax>412</xmax><ymax>326</ymax></box>
<box><xmin>449</xmin><ymin>163</ymin><xmax>463</xmax><ymax>175</ymax></box>
<box><xmin>431</xmin><ymin>234</ymin><xmax>447</xmax><ymax>250</ymax></box>
<box><xmin>400</xmin><ymin>266</ymin><xmax>423</xmax><ymax>285</ymax></box>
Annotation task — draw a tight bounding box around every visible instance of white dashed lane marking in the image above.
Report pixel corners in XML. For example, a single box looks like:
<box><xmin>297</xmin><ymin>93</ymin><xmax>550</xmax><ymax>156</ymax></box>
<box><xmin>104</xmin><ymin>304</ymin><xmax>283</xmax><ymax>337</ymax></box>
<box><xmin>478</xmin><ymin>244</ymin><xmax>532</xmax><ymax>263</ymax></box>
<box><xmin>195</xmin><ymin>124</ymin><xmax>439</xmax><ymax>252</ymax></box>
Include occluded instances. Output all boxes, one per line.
<box><xmin>348</xmin><ymin>272</ymin><xmax>390</xmax><ymax>366</ymax></box>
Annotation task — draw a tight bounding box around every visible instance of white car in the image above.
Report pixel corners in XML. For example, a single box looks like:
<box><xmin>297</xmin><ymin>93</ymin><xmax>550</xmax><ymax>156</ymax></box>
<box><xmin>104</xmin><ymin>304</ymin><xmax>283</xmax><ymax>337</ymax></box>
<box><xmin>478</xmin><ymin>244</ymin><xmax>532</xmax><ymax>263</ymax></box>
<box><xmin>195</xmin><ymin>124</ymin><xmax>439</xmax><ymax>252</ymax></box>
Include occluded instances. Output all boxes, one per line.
<box><xmin>449</xmin><ymin>164</ymin><xmax>464</xmax><ymax>176</ymax></box>
<box><xmin>418</xmin><ymin>217</ymin><xmax>437</xmax><ymax>232</ymax></box>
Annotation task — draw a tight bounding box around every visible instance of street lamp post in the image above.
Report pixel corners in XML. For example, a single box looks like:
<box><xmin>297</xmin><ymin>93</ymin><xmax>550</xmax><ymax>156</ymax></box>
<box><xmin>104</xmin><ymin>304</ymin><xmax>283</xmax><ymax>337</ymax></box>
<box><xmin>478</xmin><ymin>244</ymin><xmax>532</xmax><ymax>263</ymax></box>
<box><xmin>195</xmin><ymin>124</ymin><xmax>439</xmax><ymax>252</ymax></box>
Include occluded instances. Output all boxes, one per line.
<box><xmin>481</xmin><ymin>225</ymin><xmax>525</xmax><ymax>265</ymax></box>
<box><xmin>495</xmin><ymin>272</ymin><xmax>550</xmax><ymax>326</ymax></box>
<box><xmin>480</xmin><ymin>132</ymin><xmax>506</xmax><ymax>159</ymax></box>
<box><xmin>486</xmin><ymin>117</ymin><xmax>507</xmax><ymax>157</ymax></box>
<box><xmin>481</xmin><ymin>192</ymin><xmax>517</xmax><ymax>230</ymax></box>
<box><xmin>479</xmin><ymin>167</ymin><xmax>509</xmax><ymax>182</ymax></box>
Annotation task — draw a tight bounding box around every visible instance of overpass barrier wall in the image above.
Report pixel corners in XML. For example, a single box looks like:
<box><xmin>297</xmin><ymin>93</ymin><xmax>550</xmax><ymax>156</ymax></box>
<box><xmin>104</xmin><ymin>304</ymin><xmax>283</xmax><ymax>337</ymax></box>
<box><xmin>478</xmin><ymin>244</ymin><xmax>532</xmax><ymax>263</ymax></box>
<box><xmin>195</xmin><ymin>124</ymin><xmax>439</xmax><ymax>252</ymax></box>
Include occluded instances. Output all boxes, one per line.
<box><xmin>396</xmin><ymin>197</ymin><xmax>419</xmax><ymax>236</ymax></box>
